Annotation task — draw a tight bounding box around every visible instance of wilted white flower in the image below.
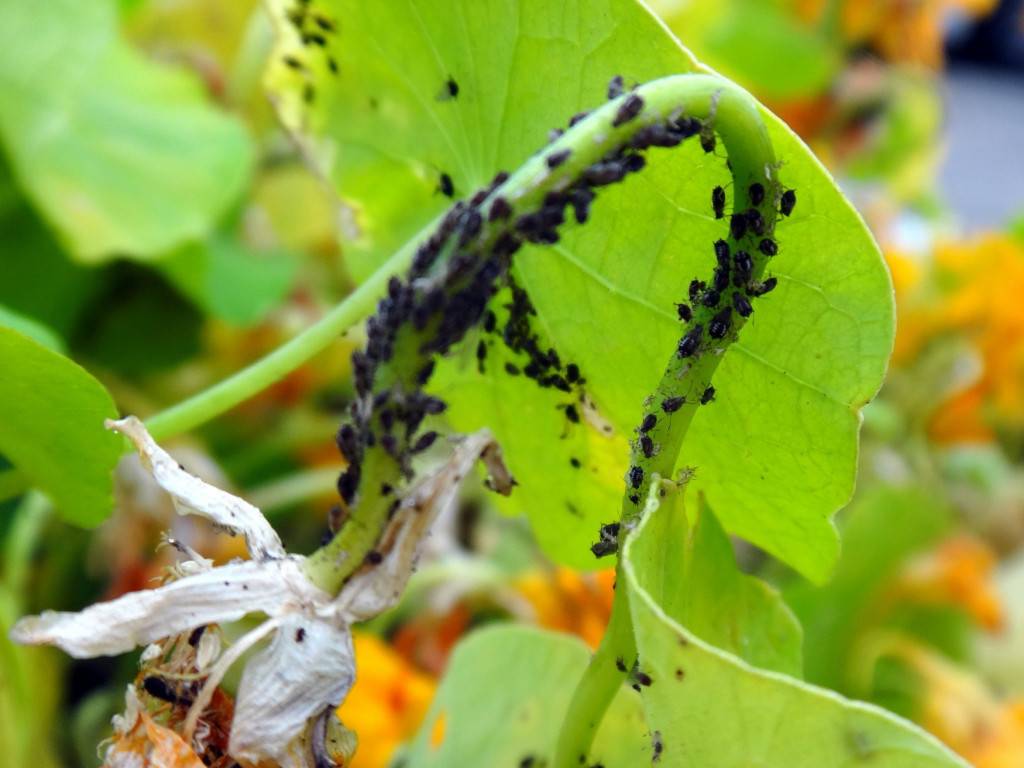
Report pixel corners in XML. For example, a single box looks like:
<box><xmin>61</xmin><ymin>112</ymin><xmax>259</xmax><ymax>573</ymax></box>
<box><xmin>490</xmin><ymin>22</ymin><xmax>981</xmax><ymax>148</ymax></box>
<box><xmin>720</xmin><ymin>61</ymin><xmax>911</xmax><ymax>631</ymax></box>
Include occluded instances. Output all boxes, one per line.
<box><xmin>11</xmin><ymin>416</ymin><xmax>512</xmax><ymax>767</ymax></box>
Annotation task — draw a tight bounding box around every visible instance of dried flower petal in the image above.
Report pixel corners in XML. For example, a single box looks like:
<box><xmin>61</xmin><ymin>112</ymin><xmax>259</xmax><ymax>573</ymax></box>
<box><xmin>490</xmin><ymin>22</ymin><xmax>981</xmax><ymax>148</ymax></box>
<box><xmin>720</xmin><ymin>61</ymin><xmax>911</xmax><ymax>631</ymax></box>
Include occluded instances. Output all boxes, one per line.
<box><xmin>107</xmin><ymin>416</ymin><xmax>285</xmax><ymax>560</ymax></box>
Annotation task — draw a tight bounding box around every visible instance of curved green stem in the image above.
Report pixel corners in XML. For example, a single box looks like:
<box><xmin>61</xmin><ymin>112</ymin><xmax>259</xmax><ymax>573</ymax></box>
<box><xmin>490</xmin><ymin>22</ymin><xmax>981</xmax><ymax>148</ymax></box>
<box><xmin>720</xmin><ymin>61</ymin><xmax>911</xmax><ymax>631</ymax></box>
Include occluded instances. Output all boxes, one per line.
<box><xmin>144</xmin><ymin>238</ymin><xmax>420</xmax><ymax>442</ymax></box>
<box><xmin>553</xmin><ymin>78</ymin><xmax>778</xmax><ymax>768</ymax></box>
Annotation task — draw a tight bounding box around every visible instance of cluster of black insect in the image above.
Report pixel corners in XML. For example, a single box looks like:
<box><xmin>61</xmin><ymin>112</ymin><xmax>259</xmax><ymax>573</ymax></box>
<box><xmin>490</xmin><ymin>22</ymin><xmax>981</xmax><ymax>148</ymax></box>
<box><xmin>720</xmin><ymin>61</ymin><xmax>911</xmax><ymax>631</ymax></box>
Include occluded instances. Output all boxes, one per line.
<box><xmin>282</xmin><ymin>0</ymin><xmax>340</xmax><ymax>104</ymax></box>
<box><xmin>332</xmin><ymin>74</ymin><xmax>771</xmax><ymax>533</ymax></box>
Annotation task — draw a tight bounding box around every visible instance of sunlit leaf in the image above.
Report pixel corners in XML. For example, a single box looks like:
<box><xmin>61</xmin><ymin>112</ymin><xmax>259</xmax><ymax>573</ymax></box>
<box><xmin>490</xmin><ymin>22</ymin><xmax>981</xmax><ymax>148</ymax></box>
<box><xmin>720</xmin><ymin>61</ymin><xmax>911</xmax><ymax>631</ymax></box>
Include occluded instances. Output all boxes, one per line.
<box><xmin>404</xmin><ymin>625</ymin><xmax>650</xmax><ymax>767</ymax></box>
<box><xmin>622</xmin><ymin>485</ymin><xmax>969</xmax><ymax>767</ymax></box>
<box><xmin>265</xmin><ymin>0</ymin><xmax>893</xmax><ymax>581</ymax></box>
<box><xmin>0</xmin><ymin>329</ymin><xmax>120</xmax><ymax>525</ymax></box>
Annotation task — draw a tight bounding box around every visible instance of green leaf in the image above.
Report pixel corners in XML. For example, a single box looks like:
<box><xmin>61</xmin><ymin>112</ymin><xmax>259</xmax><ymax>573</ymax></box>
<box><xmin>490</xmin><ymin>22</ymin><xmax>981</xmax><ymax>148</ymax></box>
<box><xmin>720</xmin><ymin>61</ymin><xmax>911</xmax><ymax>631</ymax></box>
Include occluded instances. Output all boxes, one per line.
<box><xmin>0</xmin><ymin>0</ymin><xmax>253</xmax><ymax>262</ymax></box>
<box><xmin>0</xmin><ymin>306</ymin><xmax>64</xmax><ymax>354</ymax></box>
<box><xmin>160</xmin><ymin>236</ymin><xmax>298</xmax><ymax>326</ymax></box>
<box><xmin>265</xmin><ymin>0</ymin><xmax>893</xmax><ymax>580</ymax></box>
<box><xmin>651</xmin><ymin>492</ymin><xmax>803</xmax><ymax>677</ymax></box>
<box><xmin>0</xmin><ymin>329</ymin><xmax>121</xmax><ymax>526</ymax></box>
<box><xmin>621</xmin><ymin>485</ymin><xmax>969</xmax><ymax>767</ymax></box>
<box><xmin>404</xmin><ymin>625</ymin><xmax>650</xmax><ymax>767</ymax></box>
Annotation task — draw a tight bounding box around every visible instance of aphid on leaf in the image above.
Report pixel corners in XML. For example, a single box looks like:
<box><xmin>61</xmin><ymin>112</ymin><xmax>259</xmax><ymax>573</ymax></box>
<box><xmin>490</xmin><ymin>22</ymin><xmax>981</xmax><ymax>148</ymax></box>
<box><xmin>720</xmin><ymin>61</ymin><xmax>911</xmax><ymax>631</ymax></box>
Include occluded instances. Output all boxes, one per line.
<box><xmin>732</xmin><ymin>291</ymin><xmax>753</xmax><ymax>317</ymax></box>
<box><xmin>438</xmin><ymin>172</ymin><xmax>455</xmax><ymax>198</ymax></box>
<box><xmin>570</xmin><ymin>457</ymin><xmax>581</xmax><ymax>469</ymax></box>
<box><xmin>714</xmin><ymin>239</ymin><xmax>730</xmax><ymax>266</ymax></box>
<box><xmin>688</xmin><ymin>280</ymin><xmax>705</xmax><ymax>302</ymax></box>
<box><xmin>546</xmin><ymin>148</ymin><xmax>571</xmax><ymax>169</ymax></box>
<box><xmin>730</xmin><ymin>213</ymin><xmax>747</xmax><ymax>240</ymax></box>
<box><xmin>713</xmin><ymin>265</ymin><xmax>729</xmax><ymax>292</ymax></box>
<box><xmin>652</xmin><ymin>730</ymin><xmax>664</xmax><ymax>762</ymax></box>
<box><xmin>676</xmin><ymin>303</ymin><xmax>692</xmax><ymax>322</ymax></box>
<box><xmin>733</xmin><ymin>250</ymin><xmax>753</xmax><ymax>283</ymax></box>
<box><xmin>780</xmin><ymin>188</ymin><xmax>797</xmax><ymax>217</ymax></box>
<box><xmin>677</xmin><ymin>324</ymin><xmax>703</xmax><ymax>358</ymax></box>
<box><xmin>476</xmin><ymin>340</ymin><xmax>487</xmax><ymax>371</ymax></box>
<box><xmin>748</xmin><ymin>182</ymin><xmax>765</xmax><ymax>206</ymax></box>
<box><xmin>313</xmin><ymin>15</ymin><xmax>336</xmax><ymax>32</ymax></box>
<box><xmin>640</xmin><ymin>435</ymin><xmax>655</xmax><ymax>458</ymax></box>
<box><xmin>327</xmin><ymin>56</ymin><xmax>339</xmax><ymax>75</ymax></box>
<box><xmin>505</xmin><ymin>362</ymin><xmax>520</xmax><ymax>376</ymax></box>
<box><xmin>701</xmin><ymin>289</ymin><xmax>720</xmax><ymax>308</ymax></box>
<box><xmin>142</xmin><ymin>676</ymin><xmax>185</xmax><ymax>705</ymax></box>
<box><xmin>711</xmin><ymin>186</ymin><xmax>726</xmax><ymax>219</ymax></box>
<box><xmin>709</xmin><ymin>308</ymin><xmax>731</xmax><ymax>339</ymax></box>
<box><xmin>438</xmin><ymin>77</ymin><xmax>459</xmax><ymax>101</ymax></box>
<box><xmin>746</xmin><ymin>208</ymin><xmax>765</xmax><ymax>236</ymax></box>
<box><xmin>613</xmin><ymin>93</ymin><xmax>644</xmax><ymax>127</ymax></box>
<box><xmin>701</xmin><ymin>386</ymin><xmax>716</xmax><ymax>404</ymax></box>
<box><xmin>565</xmin><ymin>404</ymin><xmax>580</xmax><ymax>424</ymax></box>
<box><xmin>365</xmin><ymin>550</ymin><xmax>383</xmax><ymax>565</ymax></box>
<box><xmin>607</xmin><ymin>75</ymin><xmax>625</xmax><ymax>100</ymax></box>
<box><xmin>411</xmin><ymin>431</ymin><xmax>439</xmax><ymax>453</ymax></box>
<box><xmin>283</xmin><ymin>55</ymin><xmax>304</xmax><ymax>70</ymax></box>
<box><xmin>758</xmin><ymin>238</ymin><xmax>778</xmax><ymax>256</ymax></box>
<box><xmin>748</xmin><ymin>277</ymin><xmax>778</xmax><ymax>297</ymax></box>
<box><xmin>700</xmin><ymin>130</ymin><xmax>716</xmax><ymax>153</ymax></box>
<box><xmin>639</xmin><ymin>413</ymin><xmax>657</xmax><ymax>433</ymax></box>
<box><xmin>661</xmin><ymin>396</ymin><xmax>684</xmax><ymax>413</ymax></box>
<box><xmin>628</xmin><ymin>465</ymin><xmax>644</xmax><ymax>489</ymax></box>
<box><xmin>591</xmin><ymin>522</ymin><xmax>621</xmax><ymax>558</ymax></box>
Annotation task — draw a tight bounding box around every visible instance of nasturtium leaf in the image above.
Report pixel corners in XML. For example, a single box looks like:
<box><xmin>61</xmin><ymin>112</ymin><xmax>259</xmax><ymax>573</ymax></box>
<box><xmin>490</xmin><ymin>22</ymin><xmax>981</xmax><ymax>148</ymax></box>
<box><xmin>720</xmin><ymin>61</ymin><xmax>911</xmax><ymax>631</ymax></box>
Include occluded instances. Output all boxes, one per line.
<box><xmin>648</xmin><ymin>492</ymin><xmax>803</xmax><ymax>677</ymax></box>
<box><xmin>0</xmin><ymin>0</ymin><xmax>253</xmax><ymax>262</ymax></box>
<box><xmin>0</xmin><ymin>329</ymin><xmax>121</xmax><ymax>526</ymax></box>
<box><xmin>160</xmin><ymin>236</ymin><xmax>298</xmax><ymax>326</ymax></box>
<box><xmin>0</xmin><ymin>306</ymin><xmax>64</xmax><ymax>354</ymax></box>
<box><xmin>265</xmin><ymin>0</ymin><xmax>893</xmax><ymax>580</ymax></box>
<box><xmin>404</xmin><ymin>625</ymin><xmax>650</xmax><ymax>767</ymax></box>
<box><xmin>622</xmin><ymin>485</ymin><xmax>969</xmax><ymax>767</ymax></box>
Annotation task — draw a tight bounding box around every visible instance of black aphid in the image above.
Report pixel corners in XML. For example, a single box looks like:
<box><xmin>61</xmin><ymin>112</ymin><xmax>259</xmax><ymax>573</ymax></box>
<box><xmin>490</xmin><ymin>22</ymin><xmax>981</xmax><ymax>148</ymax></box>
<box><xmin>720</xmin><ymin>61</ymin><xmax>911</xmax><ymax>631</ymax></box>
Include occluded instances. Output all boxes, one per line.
<box><xmin>616</xmin><ymin>657</ymin><xmax>628</xmax><ymax>672</ymax></box>
<box><xmin>483</xmin><ymin>310</ymin><xmax>497</xmax><ymax>333</ymax></box>
<box><xmin>327</xmin><ymin>56</ymin><xmax>339</xmax><ymax>75</ymax></box>
<box><xmin>730</xmin><ymin>213</ymin><xmax>747</xmax><ymax>240</ymax></box>
<box><xmin>634</xmin><ymin>670</ymin><xmax>653</xmax><ymax>687</ymax></box>
<box><xmin>505</xmin><ymin>362</ymin><xmax>520</xmax><ymax>376</ymax></box>
<box><xmin>758</xmin><ymin>238</ymin><xmax>778</xmax><ymax>256</ymax></box>
<box><xmin>709</xmin><ymin>308</ymin><xmax>731</xmax><ymax>339</ymax></box>
<box><xmin>745</xmin><ymin>208</ymin><xmax>764</xmax><ymax>236</ymax></box>
<box><xmin>283</xmin><ymin>55</ymin><xmax>303</xmax><ymax>70</ymax></box>
<box><xmin>748</xmin><ymin>276</ymin><xmax>778</xmax><ymax>297</ymax></box>
<box><xmin>143</xmin><ymin>676</ymin><xmax>183</xmax><ymax>704</ymax></box>
<box><xmin>607</xmin><ymin>75</ymin><xmax>625</xmax><ymax>100</ymax></box>
<box><xmin>700</xmin><ymin>131</ymin><xmax>716</xmax><ymax>153</ymax></box>
<box><xmin>640</xmin><ymin>435</ymin><xmax>655</xmax><ymax>458</ymax></box>
<box><xmin>713</xmin><ymin>265</ymin><xmax>730</xmax><ymax>292</ymax></box>
<box><xmin>314</xmin><ymin>15</ymin><xmax>336</xmax><ymax>32</ymax></box>
<box><xmin>583</xmin><ymin>162</ymin><xmax>627</xmax><ymax>186</ymax></box>
<box><xmin>733</xmin><ymin>250</ymin><xmax>753</xmax><ymax>284</ymax></box>
<box><xmin>652</xmin><ymin>730</ymin><xmax>664</xmax><ymax>762</ymax></box>
<box><xmin>546</xmin><ymin>148</ymin><xmax>571</xmax><ymax>169</ymax></box>
<box><xmin>476</xmin><ymin>339</ymin><xmax>487</xmax><ymax>371</ymax></box>
<box><xmin>591</xmin><ymin>522</ymin><xmax>621</xmax><ymax>558</ymax></box>
<box><xmin>676</xmin><ymin>302</ymin><xmax>692</xmax><ymax>322</ymax></box>
<box><xmin>732</xmin><ymin>291</ymin><xmax>753</xmax><ymax>317</ymax></box>
<box><xmin>337</xmin><ymin>466</ymin><xmax>359</xmax><ymax>504</ymax></box>
<box><xmin>444</xmin><ymin>77</ymin><xmax>459</xmax><ymax>99</ymax></box>
<box><xmin>701</xmin><ymin>386</ymin><xmax>716</xmax><ymax>404</ymax></box>
<box><xmin>569</xmin><ymin>187</ymin><xmax>595</xmax><ymax>223</ymax></box>
<box><xmin>780</xmin><ymin>188</ymin><xmax>797</xmax><ymax>217</ymax></box>
<box><xmin>570</xmin><ymin>457</ymin><xmax>581</xmax><ymax>468</ymax></box>
<box><xmin>411</xmin><ymin>431</ymin><xmax>439</xmax><ymax>453</ymax></box>
<box><xmin>439</xmin><ymin>172</ymin><xmax>455</xmax><ymax>198</ymax></box>
<box><xmin>677</xmin><ymin>324</ymin><xmax>703</xmax><ymax>358</ymax></box>
<box><xmin>749</xmin><ymin>182</ymin><xmax>765</xmax><ymax>206</ymax></box>
<box><xmin>565</xmin><ymin>404</ymin><xmax>580</xmax><ymax>424</ymax></box>
<box><xmin>613</xmin><ymin>93</ymin><xmax>644</xmax><ymax>127</ymax></box>
<box><xmin>295</xmin><ymin>627</ymin><xmax>306</xmax><ymax>642</ymax></box>
<box><xmin>568</xmin><ymin>110</ymin><xmax>589</xmax><ymax>127</ymax></box>
<box><xmin>688</xmin><ymin>280</ymin><xmax>705</xmax><ymax>302</ymax></box>
<box><xmin>712</xmin><ymin>186</ymin><xmax>726</xmax><ymax>219</ymax></box>
<box><xmin>302</xmin><ymin>32</ymin><xmax>327</xmax><ymax>47</ymax></box>
<box><xmin>640</xmin><ymin>413</ymin><xmax>657</xmax><ymax>432</ymax></box>
<box><xmin>701</xmin><ymin>289</ymin><xmax>720</xmax><ymax>308</ymax></box>
<box><xmin>365</xmin><ymin>550</ymin><xmax>383</xmax><ymax>565</ymax></box>
<box><xmin>628</xmin><ymin>465</ymin><xmax>644</xmax><ymax>489</ymax></box>
<box><xmin>714</xmin><ymin>239</ymin><xmax>730</xmax><ymax>266</ymax></box>
<box><xmin>661</xmin><ymin>396</ymin><xmax>684</xmax><ymax>413</ymax></box>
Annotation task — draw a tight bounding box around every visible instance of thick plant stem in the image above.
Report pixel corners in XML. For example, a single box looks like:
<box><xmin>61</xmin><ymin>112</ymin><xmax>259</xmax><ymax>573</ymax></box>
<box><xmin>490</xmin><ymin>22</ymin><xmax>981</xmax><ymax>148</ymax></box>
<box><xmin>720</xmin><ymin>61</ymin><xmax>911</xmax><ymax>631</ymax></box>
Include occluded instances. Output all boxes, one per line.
<box><xmin>553</xmin><ymin>81</ymin><xmax>778</xmax><ymax>767</ymax></box>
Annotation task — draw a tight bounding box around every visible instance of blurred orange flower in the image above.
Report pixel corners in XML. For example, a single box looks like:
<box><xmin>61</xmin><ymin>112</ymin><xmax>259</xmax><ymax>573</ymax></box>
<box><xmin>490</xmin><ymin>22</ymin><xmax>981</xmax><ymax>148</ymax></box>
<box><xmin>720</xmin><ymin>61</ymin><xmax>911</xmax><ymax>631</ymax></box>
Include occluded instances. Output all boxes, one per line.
<box><xmin>515</xmin><ymin>567</ymin><xmax>616</xmax><ymax>649</ymax></box>
<box><xmin>337</xmin><ymin>632</ymin><xmax>437</xmax><ymax>768</ymax></box>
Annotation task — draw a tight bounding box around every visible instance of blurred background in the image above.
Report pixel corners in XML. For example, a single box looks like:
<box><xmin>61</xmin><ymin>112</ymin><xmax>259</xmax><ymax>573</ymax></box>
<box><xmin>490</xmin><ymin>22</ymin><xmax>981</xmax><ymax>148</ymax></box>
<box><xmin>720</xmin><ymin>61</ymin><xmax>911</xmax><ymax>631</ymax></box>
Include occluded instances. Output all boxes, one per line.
<box><xmin>1</xmin><ymin>1</ymin><xmax>1023</xmax><ymax>766</ymax></box>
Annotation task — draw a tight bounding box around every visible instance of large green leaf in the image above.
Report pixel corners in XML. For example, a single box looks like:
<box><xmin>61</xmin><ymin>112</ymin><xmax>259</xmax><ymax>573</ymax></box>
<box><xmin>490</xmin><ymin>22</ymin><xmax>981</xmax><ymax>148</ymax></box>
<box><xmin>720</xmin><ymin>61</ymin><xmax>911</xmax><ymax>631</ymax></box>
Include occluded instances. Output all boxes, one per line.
<box><xmin>404</xmin><ymin>625</ymin><xmax>650</xmax><ymax>767</ymax></box>
<box><xmin>0</xmin><ymin>329</ymin><xmax>121</xmax><ymax>526</ymax></box>
<box><xmin>0</xmin><ymin>0</ymin><xmax>253</xmax><ymax>262</ymax></box>
<box><xmin>622</xmin><ymin>485</ymin><xmax>968</xmax><ymax>767</ymax></box>
<box><xmin>649</xmin><ymin>492</ymin><xmax>803</xmax><ymax>677</ymax></box>
<box><xmin>265</xmin><ymin>0</ymin><xmax>893</xmax><ymax>580</ymax></box>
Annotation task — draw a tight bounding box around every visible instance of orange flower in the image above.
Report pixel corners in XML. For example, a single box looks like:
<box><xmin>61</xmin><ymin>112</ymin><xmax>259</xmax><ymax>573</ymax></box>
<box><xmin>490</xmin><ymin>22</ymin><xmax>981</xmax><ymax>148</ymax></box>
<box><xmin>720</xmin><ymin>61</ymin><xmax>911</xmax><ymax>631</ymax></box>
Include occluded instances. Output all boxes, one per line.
<box><xmin>336</xmin><ymin>632</ymin><xmax>436</xmax><ymax>768</ymax></box>
<box><xmin>894</xmin><ymin>535</ymin><xmax>1004</xmax><ymax>631</ymax></box>
<box><xmin>514</xmin><ymin>567</ymin><xmax>616</xmax><ymax>649</ymax></box>
<box><xmin>968</xmin><ymin>701</ymin><xmax>1024</xmax><ymax>768</ymax></box>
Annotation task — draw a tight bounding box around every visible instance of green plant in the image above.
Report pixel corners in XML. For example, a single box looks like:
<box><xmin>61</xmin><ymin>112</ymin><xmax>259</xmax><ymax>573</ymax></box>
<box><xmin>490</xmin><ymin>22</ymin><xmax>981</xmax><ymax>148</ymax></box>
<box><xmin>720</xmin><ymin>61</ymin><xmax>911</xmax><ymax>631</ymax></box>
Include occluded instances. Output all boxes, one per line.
<box><xmin>0</xmin><ymin>1</ymin><xmax>974</xmax><ymax>766</ymax></box>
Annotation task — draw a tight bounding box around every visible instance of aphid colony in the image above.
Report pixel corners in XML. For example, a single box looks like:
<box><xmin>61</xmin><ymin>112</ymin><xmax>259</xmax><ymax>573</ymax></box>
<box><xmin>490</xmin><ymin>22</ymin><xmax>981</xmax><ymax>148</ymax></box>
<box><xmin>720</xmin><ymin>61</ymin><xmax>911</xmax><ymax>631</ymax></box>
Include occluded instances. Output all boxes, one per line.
<box><xmin>330</xmin><ymin>74</ymin><xmax>795</xmax><ymax>564</ymax></box>
<box><xmin>281</xmin><ymin>0</ymin><xmax>340</xmax><ymax>104</ymax></box>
